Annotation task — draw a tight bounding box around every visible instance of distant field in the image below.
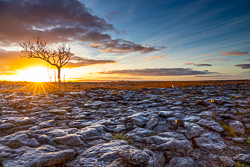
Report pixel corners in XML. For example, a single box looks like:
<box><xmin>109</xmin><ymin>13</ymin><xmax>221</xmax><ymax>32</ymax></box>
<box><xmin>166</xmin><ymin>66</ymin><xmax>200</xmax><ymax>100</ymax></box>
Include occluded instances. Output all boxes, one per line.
<box><xmin>0</xmin><ymin>80</ymin><xmax>249</xmax><ymax>94</ymax></box>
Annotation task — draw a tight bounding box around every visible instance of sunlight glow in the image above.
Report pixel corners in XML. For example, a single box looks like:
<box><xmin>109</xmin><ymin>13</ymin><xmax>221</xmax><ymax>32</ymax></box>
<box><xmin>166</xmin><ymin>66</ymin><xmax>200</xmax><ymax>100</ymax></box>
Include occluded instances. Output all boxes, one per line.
<box><xmin>14</xmin><ymin>67</ymin><xmax>50</xmax><ymax>82</ymax></box>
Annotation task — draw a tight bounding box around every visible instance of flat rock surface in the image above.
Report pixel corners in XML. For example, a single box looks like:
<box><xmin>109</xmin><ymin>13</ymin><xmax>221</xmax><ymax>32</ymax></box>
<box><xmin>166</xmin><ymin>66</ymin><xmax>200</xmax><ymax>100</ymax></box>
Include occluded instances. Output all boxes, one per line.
<box><xmin>0</xmin><ymin>82</ymin><xmax>250</xmax><ymax>166</ymax></box>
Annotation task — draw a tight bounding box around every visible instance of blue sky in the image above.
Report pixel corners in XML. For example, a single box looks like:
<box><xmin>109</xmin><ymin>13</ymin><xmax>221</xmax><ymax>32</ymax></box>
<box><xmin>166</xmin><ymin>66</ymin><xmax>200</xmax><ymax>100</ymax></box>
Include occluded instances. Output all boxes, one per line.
<box><xmin>0</xmin><ymin>0</ymin><xmax>249</xmax><ymax>81</ymax></box>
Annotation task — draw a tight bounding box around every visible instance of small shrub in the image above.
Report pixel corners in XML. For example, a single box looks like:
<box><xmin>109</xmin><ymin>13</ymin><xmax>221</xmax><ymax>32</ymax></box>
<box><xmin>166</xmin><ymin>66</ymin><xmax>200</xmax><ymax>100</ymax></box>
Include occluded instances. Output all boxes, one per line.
<box><xmin>220</xmin><ymin>122</ymin><xmax>235</xmax><ymax>137</ymax></box>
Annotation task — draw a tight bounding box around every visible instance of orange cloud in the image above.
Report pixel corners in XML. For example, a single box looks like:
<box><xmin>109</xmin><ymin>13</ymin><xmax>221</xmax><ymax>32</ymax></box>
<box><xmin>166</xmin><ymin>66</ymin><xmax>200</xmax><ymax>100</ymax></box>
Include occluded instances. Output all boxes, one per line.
<box><xmin>217</xmin><ymin>59</ymin><xmax>230</xmax><ymax>61</ymax></box>
<box><xmin>219</xmin><ymin>50</ymin><xmax>249</xmax><ymax>56</ymax></box>
<box><xmin>201</xmin><ymin>58</ymin><xmax>211</xmax><ymax>62</ymax></box>
<box><xmin>205</xmin><ymin>54</ymin><xmax>214</xmax><ymax>57</ymax></box>
<box><xmin>144</xmin><ymin>54</ymin><xmax>166</xmax><ymax>61</ymax></box>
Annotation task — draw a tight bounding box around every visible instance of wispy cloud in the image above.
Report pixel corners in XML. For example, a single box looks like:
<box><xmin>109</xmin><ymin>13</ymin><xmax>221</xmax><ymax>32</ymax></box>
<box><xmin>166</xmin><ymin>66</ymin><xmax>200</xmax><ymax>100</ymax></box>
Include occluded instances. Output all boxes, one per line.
<box><xmin>219</xmin><ymin>50</ymin><xmax>249</xmax><ymax>56</ymax></box>
<box><xmin>201</xmin><ymin>58</ymin><xmax>211</xmax><ymax>62</ymax></box>
<box><xmin>184</xmin><ymin>62</ymin><xmax>196</xmax><ymax>65</ymax></box>
<box><xmin>66</xmin><ymin>56</ymin><xmax>117</xmax><ymax>68</ymax></box>
<box><xmin>235</xmin><ymin>64</ymin><xmax>250</xmax><ymax>69</ymax></box>
<box><xmin>243</xmin><ymin>58</ymin><xmax>250</xmax><ymax>61</ymax></box>
<box><xmin>105</xmin><ymin>11</ymin><xmax>132</xmax><ymax>22</ymax></box>
<box><xmin>217</xmin><ymin>59</ymin><xmax>230</xmax><ymax>61</ymax></box>
<box><xmin>196</xmin><ymin>64</ymin><xmax>212</xmax><ymax>66</ymax></box>
<box><xmin>205</xmin><ymin>54</ymin><xmax>214</xmax><ymax>57</ymax></box>
<box><xmin>184</xmin><ymin>62</ymin><xmax>212</xmax><ymax>66</ymax></box>
<box><xmin>135</xmin><ymin>57</ymin><xmax>142</xmax><ymax>60</ymax></box>
<box><xmin>98</xmin><ymin>68</ymin><xmax>218</xmax><ymax>76</ymax></box>
<box><xmin>144</xmin><ymin>54</ymin><xmax>166</xmax><ymax>61</ymax></box>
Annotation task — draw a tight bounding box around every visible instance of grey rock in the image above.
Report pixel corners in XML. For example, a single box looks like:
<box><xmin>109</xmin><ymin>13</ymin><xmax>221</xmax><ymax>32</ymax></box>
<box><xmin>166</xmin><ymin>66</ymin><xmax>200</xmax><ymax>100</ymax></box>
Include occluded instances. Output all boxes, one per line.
<box><xmin>39</xmin><ymin>120</ymin><xmax>55</xmax><ymax>128</ymax></box>
<box><xmin>143</xmin><ymin>148</ymin><xmax>166</xmax><ymax>167</ymax></box>
<box><xmin>53</xmin><ymin>134</ymin><xmax>84</xmax><ymax>146</ymax></box>
<box><xmin>185</xmin><ymin>123</ymin><xmax>204</xmax><ymax>139</ymax></box>
<box><xmin>119</xmin><ymin>147</ymin><xmax>150</xmax><ymax>165</ymax></box>
<box><xmin>7</xmin><ymin>145</ymin><xmax>75</xmax><ymax>167</ymax></box>
<box><xmin>228</xmin><ymin>120</ymin><xmax>245</xmax><ymax>136</ymax></box>
<box><xmin>0</xmin><ymin>123</ymin><xmax>14</xmax><ymax>130</ymax></box>
<box><xmin>197</xmin><ymin>119</ymin><xmax>224</xmax><ymax>132</ymax></box>
<box><xmin>234</xmin><ymin>154</ymin><xmax>250</xmax><ymax>164</ymax></box>
<box><xmin>7</xmin><ymin>133</ymin><xmax>40</xmax><ymax>148</ymax></box>
<box><xmin>158</xmin><ymin>111</ymin><xmax>174</xmax><ymax>117</ymax></box>
<box><xmin>167</xmin><ymin>157</ymin><xmax>196</xmax><ymax>167</ymax></box>
<box><xmin>194</xmin><ymin>132</ymin><xmax>226</xmax><ymax>154</ymax></box>
<box><xmin>219</xmin><ymin>156</ymin><xmax>234</xmax><ymax>166</ymax></box>
<box><xmin>146</xmin><ymin>117</ymin><xmax>158</xmax><ymax>130</ymax></box>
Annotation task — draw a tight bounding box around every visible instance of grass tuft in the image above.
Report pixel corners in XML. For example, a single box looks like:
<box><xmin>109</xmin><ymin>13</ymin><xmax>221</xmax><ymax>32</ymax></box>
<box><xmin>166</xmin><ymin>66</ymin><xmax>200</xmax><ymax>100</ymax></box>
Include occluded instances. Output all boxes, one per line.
<box><xmin>220</xmin><ymin>122</ymin><xmax>235</xmax><ymax>137</ymax></box>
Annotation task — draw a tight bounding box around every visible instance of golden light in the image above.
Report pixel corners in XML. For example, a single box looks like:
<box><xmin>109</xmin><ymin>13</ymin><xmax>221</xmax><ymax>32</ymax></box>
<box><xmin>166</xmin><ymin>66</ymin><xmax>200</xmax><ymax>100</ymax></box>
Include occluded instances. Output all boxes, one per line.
<box><xmin>14</xmin><ymin>67</ymin><xmax>50</xmax><ymax>82</ymax></box>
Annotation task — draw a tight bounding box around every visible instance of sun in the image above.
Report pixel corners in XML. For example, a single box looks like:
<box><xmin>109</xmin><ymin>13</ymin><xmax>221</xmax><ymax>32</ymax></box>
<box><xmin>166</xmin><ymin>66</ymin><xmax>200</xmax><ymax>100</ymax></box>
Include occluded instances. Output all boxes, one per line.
<box><xmin>15</xmin><ymin>67</ymin><xmax>51</xmax><ymax>82</ymax></box>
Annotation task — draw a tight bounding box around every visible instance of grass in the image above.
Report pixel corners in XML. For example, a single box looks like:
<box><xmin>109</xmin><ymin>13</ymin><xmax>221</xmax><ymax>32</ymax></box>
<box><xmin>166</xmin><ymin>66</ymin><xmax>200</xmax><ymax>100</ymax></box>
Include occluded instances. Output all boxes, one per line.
<box><xmin>247</xmin><ymin>137</ymin><xmax>250</xmax><ymax>145</ymax></box>
<box><xmin>220</xmin><ymin>122</ymin><xmax>235</xmax><ymax>137</ymax></box>
<box><xmin>234</xmin><ymin>162</ymin><xmax>250</xmax><ymax>167</ymax></box>
<box><xmin>111</xmin><ymin>133</ymin><xmax>133</xmax><ymax>145</ymax></box>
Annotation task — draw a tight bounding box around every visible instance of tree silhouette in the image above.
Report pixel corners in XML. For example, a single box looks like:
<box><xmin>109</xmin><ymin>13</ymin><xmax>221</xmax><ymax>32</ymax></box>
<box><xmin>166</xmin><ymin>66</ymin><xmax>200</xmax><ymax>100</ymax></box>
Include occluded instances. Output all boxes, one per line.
<box><xmin>20</xmin><ymin>37</ymin><xmax>74</xmax><ymax>94</ymax></box>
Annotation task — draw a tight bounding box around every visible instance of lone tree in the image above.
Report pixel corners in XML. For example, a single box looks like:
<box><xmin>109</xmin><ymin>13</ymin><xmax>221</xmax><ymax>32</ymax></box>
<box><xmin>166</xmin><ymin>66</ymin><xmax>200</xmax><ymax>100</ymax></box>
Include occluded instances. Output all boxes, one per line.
<box><xmin>20</xmin><ymin>37</ymin><xmax>74</xmax><ymax>94</ymax></box>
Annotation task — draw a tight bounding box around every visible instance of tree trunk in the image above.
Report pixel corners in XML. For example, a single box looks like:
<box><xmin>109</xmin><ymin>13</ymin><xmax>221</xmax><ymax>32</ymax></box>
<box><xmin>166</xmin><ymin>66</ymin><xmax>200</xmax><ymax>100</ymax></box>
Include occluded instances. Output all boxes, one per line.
<box><xmin>58</xmin><ymin>67</ymin><xmax>61</xmax><ymax>94</ymax></box>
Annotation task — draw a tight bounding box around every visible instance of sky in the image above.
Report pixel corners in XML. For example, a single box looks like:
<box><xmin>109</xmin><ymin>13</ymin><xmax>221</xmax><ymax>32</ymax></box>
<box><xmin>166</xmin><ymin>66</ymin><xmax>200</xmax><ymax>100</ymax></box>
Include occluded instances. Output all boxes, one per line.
<box><xmin>0</xmin><ymin>0</ymin><xmax>249</xmax><ymax>82</ymax></box>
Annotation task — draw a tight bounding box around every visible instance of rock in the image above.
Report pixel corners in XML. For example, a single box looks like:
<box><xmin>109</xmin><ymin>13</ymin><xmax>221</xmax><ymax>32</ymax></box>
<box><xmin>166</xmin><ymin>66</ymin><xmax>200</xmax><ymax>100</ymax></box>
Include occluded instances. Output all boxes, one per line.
<box><xmin>39</xmin><ymin>120</ymin><xmax>55</xmax><ymax>128</ymax></box>
<box><xmin>197</xmin><ymin>119</ymin><xmax>224</xmax><ymax>132</ymax></box>
<box><xmin>194</xmin><ymin>132</ymin><xmax>226</xmax><ymax>154</ymax></box>
<box><xmin>131</xmin><ymin>116</ymin><xmax>150</xmax><ymax>127</ymax></box>
<box><xmin>143</xmin><ymin>148</ymin><xmax>166</xmax><ymax>167</ymax></box>
<box><xmin>146</xmin><ymin>117</ymin><xmax>158</xmax><ymax>130</ymax></box>
<box><xmin>114</xmin><ymin>125</ymin><xmax>126</xmax><ymax>133</ymax></box>
<box><xmin>228</xmin><ymin>120</ymin><xmax>245</xmax><ymax>136</ymax></box>
<box><xmin>125</xmin><ymin>128</ymin><xmax>156</xmax><ymax>138</ymax></box>
<box><xmin>7</xmin><ymin>133</ymin><xmax>40</xmax><ymax>148</ymax></box>
<box><xmin>234</xmin><ymin>154</ymin><xmax>250</xmax><ymax>164</ymax></box>
<box><xmin>219</xmin><ymin>156</ymin><xmax>234</xmax><ymax>166</ymax></box>
<box><xmin>0</xmin><ymin>123</ymin><xmax>14</xmax><ymax>130</ymax></box>
<box><xmin>66</xmin><ymin>140</ymin><xmax>130</xmax><ymax>167</ymax></box>
<box><xmin>77</xmin><ymin>124</ymin><xmax>107</xmax><ymax>140</ymax></box>
<box><xmin>147</xmin><ymin>132</ymin><xmax>192</xmax><ymax>158</ymax></box>
<box><xmin>53</xmin><ymin>134</ymin><xmax>85</xmax><ymax>146</ymax></box>
<box><xmin>185</xmin><ymin>123</ymin><xmax>204</xmax><ymax>139</ymax></box>
<box><xmin>7</xmin><ymin>145</ymin><xmax>75</xmax><ymax>167</ymax></box>
<box><xmin>119</xmin><ymin>147</ymin><xmax>150</xmax><ymax>165</ymax></box>
<box><xmin>166</xmin><ymin>157</ymin><xmax>196</xmax><ymax>167</ymax></box>
<box><xmin>158</xmin><ymin>111</ymin><xmax>174</xmax><ymax>117</ymax></box>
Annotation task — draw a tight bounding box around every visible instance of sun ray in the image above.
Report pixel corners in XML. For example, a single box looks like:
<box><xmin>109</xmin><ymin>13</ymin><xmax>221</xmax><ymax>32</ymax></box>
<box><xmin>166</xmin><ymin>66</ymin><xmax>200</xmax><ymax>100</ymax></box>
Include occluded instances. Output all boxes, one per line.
<box><xmin>29</xmin><ymin>82</ymin><xmax>38</xmax><ymax>109</ymax></box>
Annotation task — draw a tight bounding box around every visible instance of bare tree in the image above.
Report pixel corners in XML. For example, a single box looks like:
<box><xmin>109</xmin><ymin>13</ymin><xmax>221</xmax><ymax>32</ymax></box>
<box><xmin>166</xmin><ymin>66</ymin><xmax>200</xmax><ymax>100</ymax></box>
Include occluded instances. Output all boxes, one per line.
<box><xmin>20</xmin><ymin>37</ymin><xmax>74</xmax><ymax>94</ymax></box>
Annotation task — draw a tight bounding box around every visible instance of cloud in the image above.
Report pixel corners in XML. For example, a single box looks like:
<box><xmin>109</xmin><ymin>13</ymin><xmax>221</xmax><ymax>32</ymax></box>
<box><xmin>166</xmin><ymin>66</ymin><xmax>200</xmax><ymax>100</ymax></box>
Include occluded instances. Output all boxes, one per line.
<box><xmin>217</xmin><ymin>59</ymin><xmax>230</xmax><ymax>61</ymax></box>
<box><xmin>89</xmin><ymin>40</ymin><xmax>163</xmax><ymax>53</ymax></box>
<box><xmin>184</xmin><ymin>62</ymin><xmax>196</xmax><ymax>65</ymax></box>
<box><xmin>196</xmin><ymin>64</ymin><xmax>212</xmax><ymax>66</ymax></box>
<box><xmin>194</xmin><ymin>75</ymin><xmax>227</xmax><ymax>77</ymax></box>
<box><xmin>0</xmin><ymin>0</ymin><xmax>160</xmax><ymax>54</ymax></box>
<box><xmin>184</xmin><ymin>62</ymin><xmax>212</xmax><ymax>66</ymax></box>
<box><xmin>219</xmin><ymin>50</ymin><xmax>249</xmax><ymax>56</ymax></box>
<box><xmin>66</xmin><ymin>56</ymin><xmax>117</xmax><ymax>68</ymax></box>
<box><xmin>105</xmin><ymin>11</ymin><xmax>132</xmax><ymax>22</ymax></box>
<box><xmin>205</xmin><ymin>54</ymin><xmax>214</xmax><ymax>57</ymax></box>
<box><xmin>243</xmin><ymin>58</ymin><xmax>250</xmax><ymax>61</ymax></box>
<box><xmin>180</xmin><ymin>46</ymin><xmax>182</xmax><ymax>50</ymax></box>
<box><xmin>98</xmin><ymin>68</ymin><xmax>218</xmax><ymax>76</ymax></box>
<box><xmin>135</xmin><ymin>57</ymin><xmax>142</xmax><ymax>60</ymax></box>
<box><xmin>201</xmin><ymin>58</ymin><xmax>211</xmax><ymax>62</ymax></box>
<box><xmin>235</xmin><ymin>64</ymin><xmax>250</xmax><ymax>69</ymax></box>
<box><xmin>144</xmin><ymin>54</ymin><xmax>166</xmax><ymax>61</ymax></box>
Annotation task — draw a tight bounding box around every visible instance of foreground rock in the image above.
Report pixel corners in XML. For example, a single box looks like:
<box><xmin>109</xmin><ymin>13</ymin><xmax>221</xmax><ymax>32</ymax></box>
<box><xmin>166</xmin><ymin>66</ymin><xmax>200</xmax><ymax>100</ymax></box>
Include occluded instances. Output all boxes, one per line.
<box><xmin>0</xmin><ymin>82</ymin><xmax>249</xmax><ymax>166</ymax></box>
